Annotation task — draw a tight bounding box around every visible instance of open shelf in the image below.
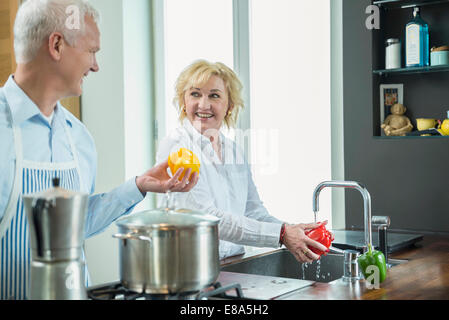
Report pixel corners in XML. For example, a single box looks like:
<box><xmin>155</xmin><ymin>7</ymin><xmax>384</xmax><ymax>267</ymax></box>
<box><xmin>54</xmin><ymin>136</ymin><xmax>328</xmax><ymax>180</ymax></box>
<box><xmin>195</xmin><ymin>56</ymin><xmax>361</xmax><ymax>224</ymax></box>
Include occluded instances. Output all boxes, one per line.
<box><xmin>371</xmin><ymin>0</ymin><xmax>449</xmax><ymax>138</ymax></box>
<box><xmin>374</xmin><ymin>135</ymin><xmax>449</xmax><ymax>139</ymax></box>
<box><xmin>373</xmin><ymin>0</ymin><xmax>449</xmax><ymax>9</ymax></box>
<box><xmin>373</xmin><ymin>64</ymin><xmax>449</xmax><ymax>76</ymax></box>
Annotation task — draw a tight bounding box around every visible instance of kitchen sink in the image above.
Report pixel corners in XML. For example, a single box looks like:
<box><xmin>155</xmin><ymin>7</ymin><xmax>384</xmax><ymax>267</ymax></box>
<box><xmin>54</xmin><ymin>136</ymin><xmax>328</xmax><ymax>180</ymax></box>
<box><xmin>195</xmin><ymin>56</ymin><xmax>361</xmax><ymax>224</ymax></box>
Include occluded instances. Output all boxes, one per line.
<box><xmin>221</xmin><ymin>249</ymin><xmax>344</xmax><ymax>283</ymax></box>
<box><xmin>220</xmin><ymin>249</ymin><xmax>408</xmax><ymax>283</ymax></box>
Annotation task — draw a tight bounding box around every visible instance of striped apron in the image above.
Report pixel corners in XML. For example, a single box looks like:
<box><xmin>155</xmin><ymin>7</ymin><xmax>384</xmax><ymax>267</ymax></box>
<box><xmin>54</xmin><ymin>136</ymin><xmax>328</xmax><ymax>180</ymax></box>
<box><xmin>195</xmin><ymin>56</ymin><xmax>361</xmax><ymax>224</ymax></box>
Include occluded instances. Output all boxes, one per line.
<box><xmin>0</xmin><ymin>109</ymin><xmax>89</xmax><ymax>300</ymax></box>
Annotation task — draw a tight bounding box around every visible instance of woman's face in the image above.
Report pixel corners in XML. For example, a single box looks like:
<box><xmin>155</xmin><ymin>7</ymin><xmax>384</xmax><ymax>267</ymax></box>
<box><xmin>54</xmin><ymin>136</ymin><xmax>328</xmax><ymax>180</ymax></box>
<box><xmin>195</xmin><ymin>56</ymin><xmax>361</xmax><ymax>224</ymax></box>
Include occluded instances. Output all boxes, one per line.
<box><xmin>184</xmin><ymin>75</ymin><xmax>230</xmax><ymax>135</ymax></box>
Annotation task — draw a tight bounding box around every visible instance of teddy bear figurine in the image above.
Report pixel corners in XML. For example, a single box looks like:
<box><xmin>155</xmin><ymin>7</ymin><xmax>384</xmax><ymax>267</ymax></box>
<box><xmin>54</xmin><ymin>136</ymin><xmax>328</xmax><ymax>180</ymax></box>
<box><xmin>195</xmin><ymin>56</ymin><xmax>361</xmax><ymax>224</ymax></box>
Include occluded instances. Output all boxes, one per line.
<box><xmin>381</xmin><ymin>103</ymin><xmax>414</xmax><ymax>136</ymax></box>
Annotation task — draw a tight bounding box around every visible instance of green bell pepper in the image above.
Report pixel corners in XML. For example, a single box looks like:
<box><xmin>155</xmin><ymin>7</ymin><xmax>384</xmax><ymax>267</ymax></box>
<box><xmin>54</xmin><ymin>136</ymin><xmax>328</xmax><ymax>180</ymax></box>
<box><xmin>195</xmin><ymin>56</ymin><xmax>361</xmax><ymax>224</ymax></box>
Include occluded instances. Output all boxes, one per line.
<box><xmin>358</xmin><ymin>244</ymin><xmax>387</xmax><ymax>286</ymax></box>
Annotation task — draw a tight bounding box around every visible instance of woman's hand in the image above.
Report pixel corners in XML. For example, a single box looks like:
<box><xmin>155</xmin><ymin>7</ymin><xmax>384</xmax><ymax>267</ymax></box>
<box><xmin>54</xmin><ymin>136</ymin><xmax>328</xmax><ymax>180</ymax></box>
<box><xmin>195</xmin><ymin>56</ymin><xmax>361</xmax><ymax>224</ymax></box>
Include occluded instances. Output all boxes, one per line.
<box><xmin>135</xmin><ymin>160</ymin><xmax>199</xmax><ymax>195</ymax></box>
<box><xmin>282</xmin><ymin>221</ymin><xmax>330</xmax><ymax>263</ymax></box>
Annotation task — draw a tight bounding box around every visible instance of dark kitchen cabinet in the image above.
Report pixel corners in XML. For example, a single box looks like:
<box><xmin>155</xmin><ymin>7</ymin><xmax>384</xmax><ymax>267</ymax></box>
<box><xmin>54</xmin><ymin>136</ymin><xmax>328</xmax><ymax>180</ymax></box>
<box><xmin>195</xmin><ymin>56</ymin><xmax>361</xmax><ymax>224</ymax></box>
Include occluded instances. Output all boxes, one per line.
<box><xmin>371</xmin><ymin>0</ymin><xmax>449</xmax><ymax>137</ymax></box>
<box><xmin>341</xmin><ymin>0</ymin><xmax>449</xmax><ymax>234</ymax></box>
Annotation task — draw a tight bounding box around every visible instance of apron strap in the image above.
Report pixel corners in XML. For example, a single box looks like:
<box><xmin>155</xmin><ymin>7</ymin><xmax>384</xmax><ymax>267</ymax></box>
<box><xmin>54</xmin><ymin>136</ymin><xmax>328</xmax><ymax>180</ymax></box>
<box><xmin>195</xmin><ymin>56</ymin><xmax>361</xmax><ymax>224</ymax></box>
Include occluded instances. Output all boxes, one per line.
<box><xmin>0</xmin><ymin>123</ymin><xmax>24</xmax><ymax>236</ymax></box>
<box><xmin>59</xmin><ymin>105</ymin><xmax>85</xmax><ymax>192</ymax></box>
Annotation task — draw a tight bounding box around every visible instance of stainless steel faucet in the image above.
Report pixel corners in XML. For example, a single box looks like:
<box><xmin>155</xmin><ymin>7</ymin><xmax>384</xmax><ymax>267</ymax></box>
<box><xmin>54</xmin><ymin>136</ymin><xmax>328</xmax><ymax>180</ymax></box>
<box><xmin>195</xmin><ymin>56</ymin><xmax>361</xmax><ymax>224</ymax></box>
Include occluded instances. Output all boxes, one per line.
<box><xmin>312</xmin><ymin>181</ymin><xmax>373</xmax><ymax>252</ymax></box>
<box><xmin>372</xmin><ymin>215</ymin><xmax>390</xmax><ymax>262</ymax></box>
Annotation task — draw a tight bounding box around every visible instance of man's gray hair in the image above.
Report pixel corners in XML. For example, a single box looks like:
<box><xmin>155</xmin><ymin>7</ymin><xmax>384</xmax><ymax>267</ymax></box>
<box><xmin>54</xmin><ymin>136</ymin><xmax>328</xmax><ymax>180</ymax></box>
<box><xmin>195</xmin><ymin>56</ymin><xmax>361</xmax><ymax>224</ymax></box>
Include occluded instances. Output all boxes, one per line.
<box><xmin>14</xmin><ymin>0</ymin><xmax>100</xmax><ymax>64</ymax></box>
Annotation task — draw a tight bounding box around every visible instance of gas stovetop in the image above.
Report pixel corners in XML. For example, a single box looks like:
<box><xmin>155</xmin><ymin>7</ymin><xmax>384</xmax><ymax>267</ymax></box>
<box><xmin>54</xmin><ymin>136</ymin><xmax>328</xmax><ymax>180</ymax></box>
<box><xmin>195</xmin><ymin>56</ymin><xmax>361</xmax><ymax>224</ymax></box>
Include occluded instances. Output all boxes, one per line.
<box><xmin>87</xmin><ymin>281</ymin><xmax>246</xmax><ymax>300</ymax></box>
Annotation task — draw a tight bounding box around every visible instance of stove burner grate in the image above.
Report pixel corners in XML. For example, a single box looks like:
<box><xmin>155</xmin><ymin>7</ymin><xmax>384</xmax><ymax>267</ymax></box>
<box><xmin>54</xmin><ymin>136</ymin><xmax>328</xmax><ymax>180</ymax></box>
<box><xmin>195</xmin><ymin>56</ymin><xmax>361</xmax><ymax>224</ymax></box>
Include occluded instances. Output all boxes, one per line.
<box><xmin>87</xmin><ymin>281</ymin><xmax>245</xmax><ymax>300</ymax></box>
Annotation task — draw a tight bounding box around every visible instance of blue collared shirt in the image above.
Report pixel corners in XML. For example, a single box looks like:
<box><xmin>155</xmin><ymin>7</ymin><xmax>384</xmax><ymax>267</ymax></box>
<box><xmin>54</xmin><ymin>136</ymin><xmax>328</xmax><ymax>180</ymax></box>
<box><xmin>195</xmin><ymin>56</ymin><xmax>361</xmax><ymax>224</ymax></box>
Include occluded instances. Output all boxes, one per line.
<box><xmin>0</xmin><ymin>76</ymin><xmax>144</xmax><ymax>238</ymax></box>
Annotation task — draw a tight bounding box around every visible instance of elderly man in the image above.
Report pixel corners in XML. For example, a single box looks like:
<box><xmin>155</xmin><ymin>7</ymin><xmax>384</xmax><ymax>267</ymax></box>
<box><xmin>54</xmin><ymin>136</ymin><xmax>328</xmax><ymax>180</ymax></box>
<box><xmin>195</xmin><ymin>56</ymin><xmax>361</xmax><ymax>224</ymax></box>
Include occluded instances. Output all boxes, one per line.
<box><xmin>0</xmin><ymin>0</ymin><xmax>198</xmax><ymax>300</ymax></box>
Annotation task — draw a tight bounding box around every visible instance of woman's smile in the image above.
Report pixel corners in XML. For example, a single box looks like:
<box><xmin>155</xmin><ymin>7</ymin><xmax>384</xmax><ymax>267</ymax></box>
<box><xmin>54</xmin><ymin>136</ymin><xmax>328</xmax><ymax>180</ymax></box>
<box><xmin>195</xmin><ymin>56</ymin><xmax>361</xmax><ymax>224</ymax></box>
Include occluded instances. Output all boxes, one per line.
<box><xmin>195</xmin><ymin>112</ymin><xmax>214</xmax><ymax>119</ymax></box>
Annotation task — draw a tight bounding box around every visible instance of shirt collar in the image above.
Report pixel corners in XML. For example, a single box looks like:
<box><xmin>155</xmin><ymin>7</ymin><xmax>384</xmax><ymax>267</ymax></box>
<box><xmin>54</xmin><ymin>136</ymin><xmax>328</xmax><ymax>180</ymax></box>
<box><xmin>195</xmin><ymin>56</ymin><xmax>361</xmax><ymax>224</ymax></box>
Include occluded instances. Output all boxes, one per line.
<box><xmin>182</xmin><ymin>119</ymin><xmax>235</xmax><ymax>166</ymax></box>
<box><xmin>4</xmin><ymin>75</ymin><xmax>40</xmax><ymax>125</ymax></box>
<box><xmin>182</xmin><ymin>118</ymin><xmax>226</xmax><ymax>148</ymax></box>
<box><xmin>55</xmin><ymin>101</ymin><xmax>73</xmax><ymax>127</ymax></box>
<box><xmin>53</xmin><ymin>101</ymin><xmax>73</xmax><ymax>128</ymax></box>
<box><xmin>3</xmin><ymin>75</ymin><xmax>72</xmax><ymax>127</ymax></box>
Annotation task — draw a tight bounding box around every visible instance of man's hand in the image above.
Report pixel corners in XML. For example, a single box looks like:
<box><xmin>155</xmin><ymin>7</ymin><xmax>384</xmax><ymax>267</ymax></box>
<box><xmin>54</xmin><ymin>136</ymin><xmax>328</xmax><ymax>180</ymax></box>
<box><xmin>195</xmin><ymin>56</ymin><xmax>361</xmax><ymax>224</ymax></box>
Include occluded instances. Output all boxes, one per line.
<box><xmin>282</xmin><ymin>221</ymin><xmax>330</xmax><ymax>263</ymax></box>
<box><xmin>135</xmin><ymin>160</ymin><xmax>199</xmax><ymax>195</ymax></box>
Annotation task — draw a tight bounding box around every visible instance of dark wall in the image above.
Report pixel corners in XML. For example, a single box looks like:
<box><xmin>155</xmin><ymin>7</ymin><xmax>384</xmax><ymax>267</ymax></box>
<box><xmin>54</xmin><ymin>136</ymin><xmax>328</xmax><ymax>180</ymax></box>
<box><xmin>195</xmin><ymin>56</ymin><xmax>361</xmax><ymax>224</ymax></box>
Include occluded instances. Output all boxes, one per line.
<box><xmin>342</xmin><ymin>0</ymin><xmax>449</xmax><ymax>233</ymax></box>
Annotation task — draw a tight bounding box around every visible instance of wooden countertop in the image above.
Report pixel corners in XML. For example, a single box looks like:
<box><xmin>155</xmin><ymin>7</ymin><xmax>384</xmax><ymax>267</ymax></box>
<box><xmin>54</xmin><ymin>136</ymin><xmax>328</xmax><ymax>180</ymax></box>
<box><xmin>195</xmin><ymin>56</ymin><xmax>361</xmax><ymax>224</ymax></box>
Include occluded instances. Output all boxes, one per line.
<box><xmin>220</xmin><ymin>234</ymin><xmax>449</xmax><ymax>300</ymax></box>
<box><xmin>285</xmin><ymin>234</ymin><xmax>449</xmax><ymax>300</ymax></box>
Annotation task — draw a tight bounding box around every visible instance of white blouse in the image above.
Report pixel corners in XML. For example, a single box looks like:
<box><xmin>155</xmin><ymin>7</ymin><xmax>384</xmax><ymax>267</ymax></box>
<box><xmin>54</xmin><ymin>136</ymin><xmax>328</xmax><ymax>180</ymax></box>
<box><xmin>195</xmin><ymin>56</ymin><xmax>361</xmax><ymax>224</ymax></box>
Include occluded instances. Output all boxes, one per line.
<box><xmin>156</xmin><ymin>120</ymin><xmax>283</xmax><ymax>259</ymax></box>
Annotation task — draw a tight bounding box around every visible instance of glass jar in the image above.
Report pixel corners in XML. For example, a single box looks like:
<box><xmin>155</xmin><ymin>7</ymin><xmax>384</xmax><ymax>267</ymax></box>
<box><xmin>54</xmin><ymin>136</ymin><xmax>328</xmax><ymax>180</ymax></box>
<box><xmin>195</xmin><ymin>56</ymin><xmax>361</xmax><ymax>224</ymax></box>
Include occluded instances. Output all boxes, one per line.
<box><xmin>386</xmin><ymin>38</ymin><xmax>401</xmax><ymax>69</ymax></box>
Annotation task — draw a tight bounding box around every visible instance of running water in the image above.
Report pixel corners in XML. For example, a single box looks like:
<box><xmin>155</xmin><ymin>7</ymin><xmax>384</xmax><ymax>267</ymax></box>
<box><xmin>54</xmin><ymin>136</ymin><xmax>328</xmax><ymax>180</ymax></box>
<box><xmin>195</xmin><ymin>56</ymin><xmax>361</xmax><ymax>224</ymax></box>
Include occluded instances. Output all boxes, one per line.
<box><xmin>301</xmin><ymin>262</ymin><xmax>311</xmax><ymax>280</ymax></box>
<box><xmin>329</xmin><ymin>246</ymin><xmax>346</xmax><ymax>254</ymax></box>
<box><xmin>302</xmin><ymin>257</ymin><xmax>328</xmax><ymax>281</ymax></box>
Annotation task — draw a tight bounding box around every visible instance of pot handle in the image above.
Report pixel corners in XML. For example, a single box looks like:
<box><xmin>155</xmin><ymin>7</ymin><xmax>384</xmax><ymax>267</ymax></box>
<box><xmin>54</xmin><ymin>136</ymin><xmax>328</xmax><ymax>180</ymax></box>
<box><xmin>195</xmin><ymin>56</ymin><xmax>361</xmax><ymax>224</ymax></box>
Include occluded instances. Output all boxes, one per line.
<box><xmin>112</xmin><ymin>233</ymin><xmax>152</xmax><ymax>243</ymax></box>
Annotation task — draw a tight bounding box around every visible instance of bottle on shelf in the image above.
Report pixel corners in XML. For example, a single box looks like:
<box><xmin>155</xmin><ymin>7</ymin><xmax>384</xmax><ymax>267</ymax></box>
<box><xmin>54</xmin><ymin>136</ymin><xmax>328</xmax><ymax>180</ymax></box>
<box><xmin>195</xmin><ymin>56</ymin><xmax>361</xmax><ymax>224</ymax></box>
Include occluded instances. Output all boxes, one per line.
<box><xmin>405</xmin><ymin>6</ymin><xmax>429</xmax><ymax>67</ymax></box>
<box><xmin>385</xmin><ymin>38</ymin><xmax>401</xmax><ymax>69</ymax></box>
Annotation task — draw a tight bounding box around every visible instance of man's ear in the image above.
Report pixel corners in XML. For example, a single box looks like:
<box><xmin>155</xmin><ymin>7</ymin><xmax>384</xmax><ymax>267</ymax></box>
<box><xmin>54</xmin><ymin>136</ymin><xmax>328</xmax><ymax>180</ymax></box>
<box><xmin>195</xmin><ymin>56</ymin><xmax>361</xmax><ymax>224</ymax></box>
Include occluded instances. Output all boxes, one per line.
<box><xmin>48</xmin><ymin>32</ymin><xmax>65</xmax><ymax>61</ymax></box>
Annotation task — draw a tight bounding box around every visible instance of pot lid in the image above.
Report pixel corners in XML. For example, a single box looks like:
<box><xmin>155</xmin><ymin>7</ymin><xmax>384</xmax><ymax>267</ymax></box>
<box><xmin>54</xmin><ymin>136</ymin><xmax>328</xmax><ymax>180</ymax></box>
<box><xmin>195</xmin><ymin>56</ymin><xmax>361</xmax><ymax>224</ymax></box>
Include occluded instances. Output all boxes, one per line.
<box><xmin>116</xmin><ymin>207</ymin><xmax>220</xmax><ymax>230</ymax></box>
<box><xmin>22</xmin><ymin>177</ymin><xmax>87</xmax><ymax>201</ymax></box>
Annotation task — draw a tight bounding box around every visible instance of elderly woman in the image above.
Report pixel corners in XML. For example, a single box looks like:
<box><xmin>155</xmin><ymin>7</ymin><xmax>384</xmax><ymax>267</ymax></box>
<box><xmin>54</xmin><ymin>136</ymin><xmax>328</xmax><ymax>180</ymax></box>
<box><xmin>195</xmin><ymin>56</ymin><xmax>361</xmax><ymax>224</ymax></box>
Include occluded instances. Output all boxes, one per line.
<box><xmin>157</xmin><ymin>60</ymin><xmax>328</xmax><ymax>262</ymax></box>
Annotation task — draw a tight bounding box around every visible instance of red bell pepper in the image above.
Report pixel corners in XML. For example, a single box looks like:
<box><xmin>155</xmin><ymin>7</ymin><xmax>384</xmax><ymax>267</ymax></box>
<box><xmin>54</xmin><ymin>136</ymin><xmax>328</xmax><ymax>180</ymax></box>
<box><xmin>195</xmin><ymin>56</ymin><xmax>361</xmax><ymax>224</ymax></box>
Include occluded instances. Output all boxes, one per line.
<box><xmin>305</xmin><ymin>222</ymin><xmax>334</xmax><ymax>256</ymax></box>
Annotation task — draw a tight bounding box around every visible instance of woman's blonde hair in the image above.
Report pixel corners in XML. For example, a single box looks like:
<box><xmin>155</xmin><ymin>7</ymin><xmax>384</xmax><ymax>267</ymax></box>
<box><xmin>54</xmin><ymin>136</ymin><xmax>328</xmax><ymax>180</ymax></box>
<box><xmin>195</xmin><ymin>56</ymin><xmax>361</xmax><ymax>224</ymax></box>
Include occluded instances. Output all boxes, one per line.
<box><xmin>174</xmin><ymin>60</ymin><xmax>244</xmax><ymax>128</ymax></box>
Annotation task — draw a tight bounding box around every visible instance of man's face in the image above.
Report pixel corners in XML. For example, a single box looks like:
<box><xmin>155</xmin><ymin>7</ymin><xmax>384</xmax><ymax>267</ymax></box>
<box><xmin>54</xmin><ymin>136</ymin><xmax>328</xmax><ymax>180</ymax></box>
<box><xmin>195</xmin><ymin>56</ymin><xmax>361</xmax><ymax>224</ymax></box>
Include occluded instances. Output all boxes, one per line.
<box><xmin>60</xmin><ymin>15</ymin><xmax>100</xmax><ymax>97</ymax></box>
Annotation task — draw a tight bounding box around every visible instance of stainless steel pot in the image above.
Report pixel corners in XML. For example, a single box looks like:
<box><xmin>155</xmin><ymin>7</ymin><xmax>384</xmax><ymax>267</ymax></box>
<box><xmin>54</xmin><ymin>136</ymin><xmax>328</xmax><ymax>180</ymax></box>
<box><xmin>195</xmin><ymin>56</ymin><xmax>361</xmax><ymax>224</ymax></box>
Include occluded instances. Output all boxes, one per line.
<box><xmin>113</xmin><ymin>205</ymin><xmax>220</xmax><ymax>294</ymax></box>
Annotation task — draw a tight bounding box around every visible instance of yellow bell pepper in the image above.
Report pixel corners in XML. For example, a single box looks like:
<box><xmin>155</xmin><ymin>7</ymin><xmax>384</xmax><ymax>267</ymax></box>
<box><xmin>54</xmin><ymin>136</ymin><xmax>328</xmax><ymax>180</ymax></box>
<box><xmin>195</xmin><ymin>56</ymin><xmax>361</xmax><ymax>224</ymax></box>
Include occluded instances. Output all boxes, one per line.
<box><xmin>168</xmin><ymin>148</ymin><xmax>200</xmax><ymax>181</ymax></box>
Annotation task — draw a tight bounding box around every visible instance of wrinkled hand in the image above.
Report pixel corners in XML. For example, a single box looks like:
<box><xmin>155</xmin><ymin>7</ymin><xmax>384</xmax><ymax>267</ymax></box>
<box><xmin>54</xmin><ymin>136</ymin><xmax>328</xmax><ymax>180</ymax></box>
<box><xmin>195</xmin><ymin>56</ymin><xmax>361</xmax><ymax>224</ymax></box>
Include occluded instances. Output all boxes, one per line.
<box><xmin>135</xmin><ymin>160</ymin><xmax>199</xmax><ymax>194</ymax></box>
<box><xmin>282</xmin><ymin>221</ymin><xmax>330</xmax><ymax>263</ymax></box>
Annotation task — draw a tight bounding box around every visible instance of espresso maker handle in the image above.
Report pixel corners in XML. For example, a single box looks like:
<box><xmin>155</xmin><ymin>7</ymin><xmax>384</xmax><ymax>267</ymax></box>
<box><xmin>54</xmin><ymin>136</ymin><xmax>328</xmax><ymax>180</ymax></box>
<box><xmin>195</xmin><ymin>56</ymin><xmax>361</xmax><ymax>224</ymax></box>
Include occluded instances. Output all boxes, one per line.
<box><xmin>32</xmin><ymin>199</ymin><xmax>47</xmax><ymax>258</ymax></box>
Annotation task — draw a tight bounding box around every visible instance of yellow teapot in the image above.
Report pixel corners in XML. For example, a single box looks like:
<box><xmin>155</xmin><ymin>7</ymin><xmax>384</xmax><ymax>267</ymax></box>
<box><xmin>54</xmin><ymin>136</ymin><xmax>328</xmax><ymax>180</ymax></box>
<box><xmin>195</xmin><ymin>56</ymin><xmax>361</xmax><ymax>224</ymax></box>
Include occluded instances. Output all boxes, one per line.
<box><xmin>436</xmin><ymin>111</ymin><xmax>449</xmax><ymax>136</ymax></box>
<box><xmin>438</xmin><ymin>119</ymin><xmax>449</xmax><ymax>136</ymax></box>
